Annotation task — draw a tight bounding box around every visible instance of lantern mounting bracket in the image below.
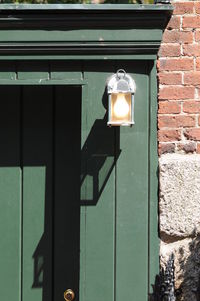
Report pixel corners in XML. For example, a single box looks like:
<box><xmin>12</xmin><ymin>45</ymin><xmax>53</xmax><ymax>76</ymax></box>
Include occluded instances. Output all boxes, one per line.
<box><xmin>107</xmin><ymin>69</ymin><xmax>136</xmax><ymax>95</ymax></box>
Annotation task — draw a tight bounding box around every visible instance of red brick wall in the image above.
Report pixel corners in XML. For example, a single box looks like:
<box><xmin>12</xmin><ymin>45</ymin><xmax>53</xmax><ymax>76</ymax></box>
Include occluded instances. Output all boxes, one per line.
<box><xmin>157</xmin><ymin>1</ymin><xmax>200</xmax><ymax>155</ymax></box>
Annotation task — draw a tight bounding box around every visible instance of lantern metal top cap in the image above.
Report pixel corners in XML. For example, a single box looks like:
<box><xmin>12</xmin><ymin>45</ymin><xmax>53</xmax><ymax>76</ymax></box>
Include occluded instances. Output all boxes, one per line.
<box><xmin>107</xmin><ymin>69</ymin><xmax>136</xmax><ymax>94</ymax></box>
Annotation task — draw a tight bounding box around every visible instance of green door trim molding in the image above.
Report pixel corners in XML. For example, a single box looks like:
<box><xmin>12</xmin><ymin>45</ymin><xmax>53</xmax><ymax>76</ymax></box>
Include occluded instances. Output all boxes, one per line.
<box><xmin>0</xmin><ymin>4</ymin><xmax>173</xmax><ymax>10</ymax></box>
<box><xmin>0</xmin><ymin>4</ymin><xmax>172</xmax><ymax>58</ymax></box>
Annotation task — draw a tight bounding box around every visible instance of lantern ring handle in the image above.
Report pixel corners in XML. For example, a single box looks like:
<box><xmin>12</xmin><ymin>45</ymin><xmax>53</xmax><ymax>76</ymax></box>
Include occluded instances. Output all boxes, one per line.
<box><xmin>116</xmin><ymin>69</ymin><xmax>126</xmax><ymax>79</ymax></box>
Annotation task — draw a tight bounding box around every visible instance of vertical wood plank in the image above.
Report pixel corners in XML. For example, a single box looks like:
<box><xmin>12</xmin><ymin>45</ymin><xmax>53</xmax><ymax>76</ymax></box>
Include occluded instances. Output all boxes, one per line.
<box><xmin>0</xmin><ymin>87</ymin><xmax>21</xmax><ymax>301</ymax></box>
<box><xmin>79</xmin><ymin>84</ymin><xmax>88</xmax><ymax>301</ymax></box>
<box><xmin>22</xmin><ymin>86</ymin><xmax>53</xmax><ymax>301</ymax></box>
<box><xmin>53</xmin><ymin>86</ymin><xmax>81</xmax><ymax>300</ymax></box>
<box><xmin>0</xmin><ymin>169</ymin><xmax>21</xmax><ymax>301</ymax></box>
<box><xmin>115</xmin><ymin>62</ymin><xmax>149</xmax><ymax>301</ymax></box>
<box><xmin>80</xmin><ymin>62</ymin><xmax>115</xmax><ymax>301</ymax></box>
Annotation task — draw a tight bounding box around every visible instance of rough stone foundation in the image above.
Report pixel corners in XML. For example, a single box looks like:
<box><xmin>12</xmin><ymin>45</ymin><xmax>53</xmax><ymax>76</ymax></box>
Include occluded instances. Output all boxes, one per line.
<box><xmin>159</xmin><ymin>154</ymin><xmax>200</xmax><ymax>301</ymax></box>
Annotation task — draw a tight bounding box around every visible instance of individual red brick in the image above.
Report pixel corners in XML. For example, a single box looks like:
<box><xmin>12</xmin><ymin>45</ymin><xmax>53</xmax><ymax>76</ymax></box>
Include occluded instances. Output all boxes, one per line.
<box><xmin>177</xmin><ymin>142</ymin><xmax>196</xmax><ymax>153</ymax></box>
<box><xmin>195</xmin><ymin>30</ymin><xmax>200</xmax><ymax>42</ymax></box>
<box><xmin>183</xmin><ymin>16</ymin><xmax>200</xmax><ymax>29</ymax></box>
<box><xmin>195</xmin><ymin>2</ymin><xmax>200</xmax><ymax>14</ymax></box>
<box><xmin>174</xmin><ymin>2</ymin><xmax>194</xmax><ymax>15</ymax></box>
<box><xmin>184</xmin><ymin>128</ymin><xmax>200</xmax><ymax>141</ymax></box>
<box><xmin>158</xmin><ymin>73</ymin><xmax>182</xmax><ymax>85</ymax></box>
<box><xmin>158</xmin><ymin>143</ymin><xmax>175</xmax><ymax>155</ymax></box>
<box><xmin>162</xmin><ymin>30</ymin><xmax>193</xmax><ymax>44</ymax></box>
<box><xmin>197</xmin><ymin>143</ymin><xmax>200</xmax><ymax>153</ymax></box>
<box><xmin>158</xmin><ymin>44</ymin><xmax>181</xmax><ymax>57</ymax></box>
<box><xmin>184</xmin><ymin>72</ymin><xmax>200</xmax><ymax>85</ymax></box>
<box><xmin>158</xmin><ymin>129</ymin><xmax>181</xmax><ymax>142</ymax></box>
<box><xmin>159</xmin><ymin>86</ymin><xmax>195</xmax><ymax>100</ymax></box>
<box><xmin>158</xmin><ymin>115</ymin><xmax>196</xmax><ymax>129</ymax></box>
<box><xmin>183</xmin><ymin>101</ymin><xmax>200</xmax><ymax>113</ymax></box>
<box><xmin>196</xmin><ymin>58</ymin><xmax>200</xmax><ymax>70</ymax></box>
<box><xmin>159</xmin><ymin>101</ymin><xmax>181</xmax><ymax>114</ymax></box>
<box><xmin>183</xmin><ymin>44</ymin><xmax>200</xmax><ymax>56</ymax></box>
<box><xmin>198</xmin><ymin>115</ymin><xmax>200</xmax><ymax>125</ymax></box>
<box><xmin>158</xmin><ymin>58</ymin><xmax>193</xmax><ymax>71</ymax></box>
<box><xmin>167</xmin><ymin>16</ymin><xmax>181</xmax><ymax>30</ymax></box>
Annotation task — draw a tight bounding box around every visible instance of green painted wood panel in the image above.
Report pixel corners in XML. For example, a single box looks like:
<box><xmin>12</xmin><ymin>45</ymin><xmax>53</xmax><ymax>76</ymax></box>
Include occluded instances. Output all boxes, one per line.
<box><xmin>0</xmin><ymin>87</ymin><xmax>21</xmax><ymax>301</ymax></box>
<box><xmin>0</xmin><ymin>54</ymin><xmax>156</xmax><ymax>62</ymax></box>
<box><xmin>0</xmin><ymin>61</ymin><xmax>83</xmax><ymax>83</ymax></box>
<box><xmin>0</xmin><ymin>168</ymin><xmax>21</xmax><ymax>301</ymax></box>
<box><xmin>80</xmin><ymin>62</ymin><xmax>116</xmax><ymax>301</ymax></box>
<box><xmin>81</xmin><ymin>61</ymin><xmax>152</xmax><ymax>301</ymax></box>
<box><xmin>0</xmin><ymin>59</ymin><xmax>158</xmax><ymax>85</ymax></box>
<box><xmin>0</xmin><ymin>29</ymin><xmax>162</xmax><ymax>43</ymax></box>
<box><xmin>22</xmin><ymin>86</ymin><xmax>53</xmax><ymax>301</ymax></box>
<box><xmin>51</xmin><ymin>61</ymin><xmax>82</xmax><ymax>80</ymax></box>
<box><xmin>115</xmin><ymin>62</ymin><xmax>149</xmax><ymax>301</ymax></box>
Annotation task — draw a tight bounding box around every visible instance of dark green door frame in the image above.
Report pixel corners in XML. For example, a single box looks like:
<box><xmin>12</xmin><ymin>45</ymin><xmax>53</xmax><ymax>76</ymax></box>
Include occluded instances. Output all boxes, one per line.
<box><xmin>0</xmin><ymin>4</ymin><xmax>172</xmax><ymax>61</ymax></box>
<box><xmin>0</xmin><ymin>4</ymin><xmax>172</xmax><ymax>299</ymax></box>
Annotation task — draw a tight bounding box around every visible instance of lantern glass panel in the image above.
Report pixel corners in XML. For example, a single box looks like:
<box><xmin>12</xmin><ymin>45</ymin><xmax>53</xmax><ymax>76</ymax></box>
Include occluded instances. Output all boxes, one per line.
<box><xmin>110</xmin><ymin>92</ymin><xmax>132</xmax><ymax>125</ymax></box>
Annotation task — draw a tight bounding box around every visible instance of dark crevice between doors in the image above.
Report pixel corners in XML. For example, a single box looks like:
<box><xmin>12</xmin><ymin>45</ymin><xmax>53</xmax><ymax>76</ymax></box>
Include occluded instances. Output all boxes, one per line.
<box><xmin>53</xmin><ymin>85</ymin><xmax>81</xmax><ymax>301</ymax></box>
<box><xmin>114</xmin><ymin>127</ymin><xmax>120</xmax><ymax>301</ymax></box>
<box><xmin>52</xmin><ymin>85</ymin><xmax>56</xmax><ymax>301</ymax></box>
<box><xmin>20</xmin><ymin>85</ymin><xmax>24</xmax><ymax>301</ymax></box>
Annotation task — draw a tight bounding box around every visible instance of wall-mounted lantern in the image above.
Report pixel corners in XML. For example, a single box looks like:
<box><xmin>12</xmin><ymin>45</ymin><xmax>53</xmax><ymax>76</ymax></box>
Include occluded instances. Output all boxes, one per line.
<box><xmin>107</xmin><ymin>69</ymin><xmax>136</xmax><ymax>127</ymax></box>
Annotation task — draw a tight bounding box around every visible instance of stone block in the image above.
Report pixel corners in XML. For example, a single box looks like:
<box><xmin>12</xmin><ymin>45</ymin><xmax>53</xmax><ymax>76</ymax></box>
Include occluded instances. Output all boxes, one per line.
<box><xmin>159</xmin><ymin>154</ymin><xmax>200</xmax><ymax>240</ymax></box>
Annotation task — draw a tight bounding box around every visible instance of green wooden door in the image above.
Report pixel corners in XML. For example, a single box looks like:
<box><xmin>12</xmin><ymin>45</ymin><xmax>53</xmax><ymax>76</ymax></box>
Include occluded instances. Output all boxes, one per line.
<box><xmin>0</xmin><ymin>60</ymin><xmax>155</xmax><ymax>301</ymax></box>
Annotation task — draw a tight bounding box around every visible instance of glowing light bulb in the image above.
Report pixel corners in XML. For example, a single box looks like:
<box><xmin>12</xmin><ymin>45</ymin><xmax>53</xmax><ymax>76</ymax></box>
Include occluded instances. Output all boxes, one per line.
<box><xmin>113</xmin><ymin>93</ymin><xmax>129</xmax><ymax>118</ymax></box>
